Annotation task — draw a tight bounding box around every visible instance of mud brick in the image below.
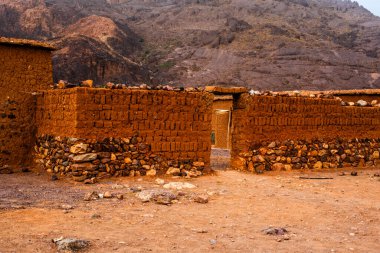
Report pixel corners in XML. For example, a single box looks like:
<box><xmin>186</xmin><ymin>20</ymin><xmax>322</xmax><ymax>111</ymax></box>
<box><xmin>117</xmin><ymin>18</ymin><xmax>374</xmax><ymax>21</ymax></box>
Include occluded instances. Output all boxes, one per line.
<box><xmin>171</xmin><ymin>152</ymin><xmax>180</xmax><ymax>159</ymax></box>
<box><xmin>100</xmin><ymin>111</ymin><xmax>111</xmax><ymax>120</ymax></box>
<box><xmin>130</xmin><ymin>104</ymin><xmax>139</xmax><ymax>111</ymax></box>
<box><xmin>164</xmin><ymin>142</ymin><xmax>171</xmax><ymax>152</ymax></box>
<box><xmin>103</xmin><ymin>121</ymin><xmax>112</xmax><ymax>128</ymax></box>
<box><xmin>112</xmin><ymin>121</ymin><xmax>122</xmax><ymax>128</ymax></box>
<box><xmin>100</xmin><ymin>95</ymin><xmax>106</xmax><ymax>104</ymax></box>
<box><xmin>75</xmin><ymin>121</ymin><xmax>92</xmax><ymax>128</ymax></box>
<box><xmin>138</xmin><ymin>121</ymin><xmax>146</xmax><ymax>130</ymax></box>
<box><xmin>131</xmin><ymin>122</ymin><xmax>138</xmax><ymax>131</ymax></box>
<box><xmin>95</xmin><ymin>121</ymin><xmax>104</xmax><ymax>128</ymax></box>
<box><xmin>161</xmin><ymin>130</ymin><xmax>170</xmax><ymax>137</ymax></box>
<box><xmin>145</xmin><ymin>136</ymin><xmax>154</xmax><ymax>143</ymax></box>
<box><xmin>102</xmin><ymin>105</ymin><xmax>112</xmax><ymax>111</ymax></box>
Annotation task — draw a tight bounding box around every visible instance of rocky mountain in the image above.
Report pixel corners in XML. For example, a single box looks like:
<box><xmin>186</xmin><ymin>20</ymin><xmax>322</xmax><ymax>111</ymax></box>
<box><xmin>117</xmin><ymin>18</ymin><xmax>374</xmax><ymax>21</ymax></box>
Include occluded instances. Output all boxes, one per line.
<box><xmin>0</xmin><ymin>0</ymin><xmax>379</xmax><ymax>90</ymax></box>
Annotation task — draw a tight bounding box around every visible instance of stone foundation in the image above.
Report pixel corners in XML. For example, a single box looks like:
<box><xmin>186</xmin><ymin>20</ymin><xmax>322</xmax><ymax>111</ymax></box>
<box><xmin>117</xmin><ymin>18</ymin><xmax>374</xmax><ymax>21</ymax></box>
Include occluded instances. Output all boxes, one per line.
<box><xmin>35</xmin><ymin>134</ymin><xmax>207</xmax><ymax>182</ymax></box>
<box><xmin>233</xmin><ymin>138</ymin><xmax>380</xmax><ymax>173</ymax></box>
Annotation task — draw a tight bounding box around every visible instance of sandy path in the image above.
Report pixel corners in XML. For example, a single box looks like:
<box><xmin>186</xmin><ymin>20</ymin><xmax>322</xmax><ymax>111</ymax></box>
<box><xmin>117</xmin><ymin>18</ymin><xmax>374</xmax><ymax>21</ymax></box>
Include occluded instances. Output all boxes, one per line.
<box><xmin>0</xmin><ymin>169</ymin><xmax>379</xmax><ymax>253</ymax></box>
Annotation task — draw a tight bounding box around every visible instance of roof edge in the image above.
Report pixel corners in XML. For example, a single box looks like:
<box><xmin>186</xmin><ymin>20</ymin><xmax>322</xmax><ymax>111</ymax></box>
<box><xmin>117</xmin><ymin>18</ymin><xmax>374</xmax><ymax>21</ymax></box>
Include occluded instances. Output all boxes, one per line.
<box><xmin>0</xmin><ymin>37</ymin><xmax>56</xmax><ymax>51</ymax></box>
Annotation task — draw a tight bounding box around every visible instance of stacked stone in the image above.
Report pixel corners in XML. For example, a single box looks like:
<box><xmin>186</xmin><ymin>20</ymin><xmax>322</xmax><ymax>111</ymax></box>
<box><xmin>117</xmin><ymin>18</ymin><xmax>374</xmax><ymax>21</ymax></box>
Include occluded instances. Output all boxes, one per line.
<box><xmin>341</xmin><ymin>99</ymin><xmax>380</xmax><ymax>108</ymax></box>
<box><xmin>34</xmin><ymin>134</ymin><xmax>205</xmax><ymax>182</ymax></box>
<box><xmin>54</xmin><ymin>80</ymin><xmax>205</xmax><ymax>92</ymax></box>
<box><xmin>237</xmin><ymin>138</ymin><xmax>380</xmax><ymax>173</ymax></box>
<box><xmin>248</xmin><ymin>91</ymin><xmax>380</xmax><ymax>107</ymax></box>
<box><xmin>249</xmin><ymin>90</ymin><xmax>336</xmax><ymax>99</ymax></box>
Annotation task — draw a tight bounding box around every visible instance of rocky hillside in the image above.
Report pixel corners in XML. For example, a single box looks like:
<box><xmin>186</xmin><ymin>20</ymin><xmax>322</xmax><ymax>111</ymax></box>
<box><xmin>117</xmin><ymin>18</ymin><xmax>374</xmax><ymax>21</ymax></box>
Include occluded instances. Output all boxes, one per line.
<box><xmin>0</xmin><ymin>0</ymin><xmax>379</xmax><ymax>90</ymax></box>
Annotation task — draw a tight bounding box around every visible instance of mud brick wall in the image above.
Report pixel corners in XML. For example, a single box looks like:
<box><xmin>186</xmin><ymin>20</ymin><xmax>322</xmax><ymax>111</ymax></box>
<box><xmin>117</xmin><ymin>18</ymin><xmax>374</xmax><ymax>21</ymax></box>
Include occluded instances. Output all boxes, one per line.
<box><xmin>231</xmin><ymin>94</ymin><xmax>380</xmax><ymax>171</ymax></box>
<box><xmin>0</xmin><ymin>45</ymin><xmax>53</xmax><ymax>168</ymax></box>
<box><xmin>36</xmin><ymin>89</ymin><xmax>78</xmax><ymax>137</ymax></box>
<box><xmin>37</xmin><ymin>88</ymin><xmax>213</xmax><ymax>167</ymax></box>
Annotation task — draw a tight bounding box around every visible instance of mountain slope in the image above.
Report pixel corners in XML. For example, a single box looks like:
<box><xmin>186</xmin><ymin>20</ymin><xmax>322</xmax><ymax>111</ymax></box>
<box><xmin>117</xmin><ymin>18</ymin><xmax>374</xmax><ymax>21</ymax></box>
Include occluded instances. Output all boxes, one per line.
<box><xmin>0</xmin><ymin>0</ymin><xmax>379</xmax><ymax>90</ymax></box>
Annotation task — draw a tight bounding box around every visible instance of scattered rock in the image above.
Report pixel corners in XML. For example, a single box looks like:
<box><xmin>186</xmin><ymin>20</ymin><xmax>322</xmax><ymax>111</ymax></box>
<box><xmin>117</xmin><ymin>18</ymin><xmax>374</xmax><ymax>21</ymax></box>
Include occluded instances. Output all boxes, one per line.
<box><xmin>209</xmin><ymin>239</ymin><xmax>217</xmax><ymax>245</ymax></box>
<box><xmin>116</xmin><ymin>194</ymin><xmax>124</xmax><ymax>200</ymax></box>
<box><xmin>163</xmin><ymin>182</ymin><xmax>196</xmax><ymax>190</ymax></box>
<box><xmin>155</xmin><ymin>178</ymin><xmax>165</xmax><ymax>185</ymax></box>
<box><xmin>103</xmin><ymin>191</ymin><xmax>112</xmax><ymax>198</ymax></box>
<box><xmin>136</xmin><ymin>189</ymin><xmax>177</xmax><ymax>205</ymax></box>
<box><xmin>262</xmin><ymin>227</ymin><xmax>288</xmax><ymax>235</ymax></box>
<box><xmin>51</xmin><ymin>174</ymin><xmax>58</xmax><ymax>181</ymax></box>
<box><xmin>111</xmin><ymin>184</ymin><xmax>125</xmax><ymax>189</ymax></box>
<box><xmin>61</xmin><ymin>205</ymin><xmax>74</xmax><ymax>210</ymax></box>
<box><xmin>277</xmin><ymin>234</ymin><xmax>291</xmax><ymax>242</ymax></box>
<box><xmin>191</xmin><ymin>228</ymin><xmax>208</xmax><ymax>233</ymax></box>
<box><xmin>91</xmin><ymin>214</ymin><xmax>101</xmax><ymax>219</ymax></box>
<box><xmin>194</xmin><ymin>194</ymin><xmax>209</xmax><ymax>204</ymax></box>
<box><xmin>53</xmin><ymin>237</ymin><xmax>90</xmax><ymax>251</ymax></box>
<box><xmin>84</xmin><ymin>177</ymin><xmax>97</xmax><ymax>184</ymax></box>
<box><xmin>351</xmin><ymin>171</ymin><xmax>358</xmax><ymax>176</ymax></box>
<box><xmin>83</xmin><ymin>191</ymin><xmax>99</xmax><ymax>201</ymax></box>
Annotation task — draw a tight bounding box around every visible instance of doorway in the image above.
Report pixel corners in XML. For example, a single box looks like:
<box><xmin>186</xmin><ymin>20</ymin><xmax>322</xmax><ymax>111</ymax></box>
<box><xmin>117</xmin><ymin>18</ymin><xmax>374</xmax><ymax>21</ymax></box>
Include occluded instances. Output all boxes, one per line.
<box><xmin>211</xmin><ymin>96</ymin><xmax>233</xmax><ymax>170</ymax></box>
<box><xmin>213</xmin><ymin>109</ymin><xmax>231</xmax><ymax>149</ymax></box>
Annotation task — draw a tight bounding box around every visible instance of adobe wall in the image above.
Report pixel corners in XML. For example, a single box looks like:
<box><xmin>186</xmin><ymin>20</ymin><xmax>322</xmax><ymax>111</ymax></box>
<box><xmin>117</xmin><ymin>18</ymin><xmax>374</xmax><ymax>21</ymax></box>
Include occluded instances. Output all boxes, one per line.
<box><xmin>231</xmin><ymin>94</ymin><xmax>380</xmax><ymax>172</ymax></box>
<box><xmin>35</xmin><ymin>88</ymin><xmax>213</xmax><ymax>180</ymax></box>
<box><xmin>0</xmin><ymin>45</ymin><xmax>53</xmax><ymax>169</ymax></box>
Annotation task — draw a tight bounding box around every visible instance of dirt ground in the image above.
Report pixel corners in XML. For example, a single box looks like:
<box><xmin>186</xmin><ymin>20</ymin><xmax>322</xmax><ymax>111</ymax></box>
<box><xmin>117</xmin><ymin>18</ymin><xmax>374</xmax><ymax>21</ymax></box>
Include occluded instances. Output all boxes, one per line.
<box><xmin>0</xmin><ymin>167</ymin><xmax>379</xmax><ymax>253</ymax></box>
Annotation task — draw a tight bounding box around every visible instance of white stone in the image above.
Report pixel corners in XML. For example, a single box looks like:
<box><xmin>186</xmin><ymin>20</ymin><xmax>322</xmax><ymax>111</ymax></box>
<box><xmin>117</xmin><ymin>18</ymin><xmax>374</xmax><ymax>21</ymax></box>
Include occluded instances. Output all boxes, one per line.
<box><xmin>70</xmin><ymin>143</ymin><xmax>88</xmax><ymax>154</ymax></box>
<box><xmin>356</xmin><ymin>100</ymin><xmax>368</xmax><ymax>106</ymax></box>
<box><xmin>155</xmin><ymin>178</ymin><xmax>165</xmax><ymax>185</ymax></box>
<box><xmin>163</xmin><ymin>182</ymin><xmax>196</xmax><ymax>190</ymax></box>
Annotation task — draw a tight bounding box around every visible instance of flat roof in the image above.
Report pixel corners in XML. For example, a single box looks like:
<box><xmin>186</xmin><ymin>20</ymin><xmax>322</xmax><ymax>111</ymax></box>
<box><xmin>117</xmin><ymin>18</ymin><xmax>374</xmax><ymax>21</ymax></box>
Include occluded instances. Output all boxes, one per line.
<box><xmin>0</xmin><ymin>37</ymin><xmax>55</xmax><ymax>51</ymax></box>
<box><xmin>205</xmin><ymin>86</ymin><xmax>248</xmax><ymax>94</ymax></box>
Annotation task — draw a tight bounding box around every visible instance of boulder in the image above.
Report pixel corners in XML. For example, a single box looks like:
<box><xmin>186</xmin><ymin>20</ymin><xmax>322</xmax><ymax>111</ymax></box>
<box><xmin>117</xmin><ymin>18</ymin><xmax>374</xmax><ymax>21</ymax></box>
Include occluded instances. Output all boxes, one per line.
<box><xmin>136</xmin><ymin>189</ymin><xmax>177</xmax><ymax>205</ymax></box>
<box><xmin>53</xmin><ymin>237</ymin><xmax>90</xmax><ymax>251</ymax></box>
<box><xmin>313</xmin><ymin>161</ymin><xmax>323</xmax><ymax>170</ymax></box>
<box><xmin>146</xmin><ymin>169</ymin><xmax>157</xmax><ymax>176</ymax></box>
<box><xmin>70</xmin><ymin>143</ymin><xmax>88</xmax><ymax>154</ymax></box>
<box><xmin>356</xmin><ymin>100</ymin><xmax>368</xmax><ymax>106</ymax></box>
<box><xmin>71</xmin><ymin>163</ymin><xmax>97</xmax><ymax>171</ymax></box>
<box><xmin>272</xmin><ymin>163</ymin><xmax>285</xmax><ymax>171</ymax></box>
<box><xmin>166</xmin><ymin>167</ymin><xmax>180</xmax><ymax>175</ymax></box>
<box><xmin>73</xmin><ymin>153</ymin><xmax>97</xmax><ymax>163</ymax></box>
